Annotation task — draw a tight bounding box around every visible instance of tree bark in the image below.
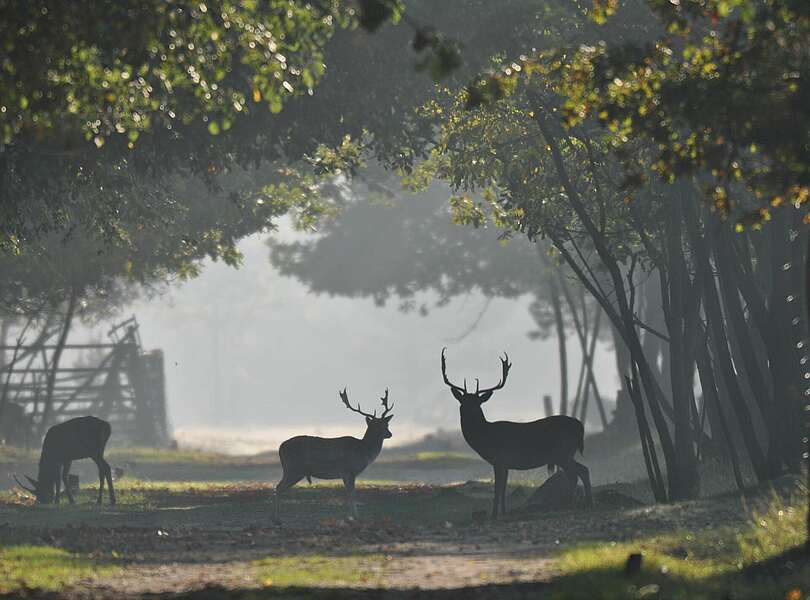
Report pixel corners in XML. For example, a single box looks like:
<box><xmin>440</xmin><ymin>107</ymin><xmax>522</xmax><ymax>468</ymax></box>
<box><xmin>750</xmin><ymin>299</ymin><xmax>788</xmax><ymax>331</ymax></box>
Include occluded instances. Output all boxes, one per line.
<box><xmin>684</xmin><ymin>200</ymin><xmax>769</xmax><ymax>481</ymax></box>
<box><xmin>38</xmin><ymin>290</ymin><xmax>78</xmax><ymax>438</ymax></box>
<box><xmin>549</xmin><ymin>271</ymin><xmax>569</xmax><ymax>416</ymax></box>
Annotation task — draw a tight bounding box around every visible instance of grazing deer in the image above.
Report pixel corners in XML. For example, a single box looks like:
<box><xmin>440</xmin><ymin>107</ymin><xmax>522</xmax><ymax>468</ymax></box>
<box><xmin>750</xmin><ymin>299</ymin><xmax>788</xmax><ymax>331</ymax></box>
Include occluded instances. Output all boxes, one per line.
<box><xmin>441</xmin><ymin>348</ymin><xmax>591</xmax><ymax>517</ymax></box>
<box><xmin>14</xmin><ymin>416</ymin><xmax>116</xmax><ymax>505</ymax></box>
<box><xmin>274</xmin><ymin>388</ymin><xmax>394</xmax><ymax>520</ymax></box>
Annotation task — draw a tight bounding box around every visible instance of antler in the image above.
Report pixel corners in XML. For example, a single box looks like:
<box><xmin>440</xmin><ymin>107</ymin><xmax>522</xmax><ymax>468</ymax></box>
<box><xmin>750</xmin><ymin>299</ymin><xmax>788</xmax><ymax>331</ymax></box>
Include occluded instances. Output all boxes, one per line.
<box><xmin>379</xmin><ymin>388</ymin><xmax>394</xmax><ymax>418</ymax></box>
<box><xmin>339</xmin><ymin>388</ymin><xmax>376</xmax><ymax>418</ymax></box>
<box><xmin>476</xmin><ymin>353</ymin><xmax>512</xmax><ymax>395</ymax></box>
<box><xmin>12</xmin><ymin>474</ymin><xmax>35</xmax><ymax>494</ymax></box>
<box><xmin>441</xmin><ymin>347</ymin><xmax>467</xmax><ymax>392</ymax></box>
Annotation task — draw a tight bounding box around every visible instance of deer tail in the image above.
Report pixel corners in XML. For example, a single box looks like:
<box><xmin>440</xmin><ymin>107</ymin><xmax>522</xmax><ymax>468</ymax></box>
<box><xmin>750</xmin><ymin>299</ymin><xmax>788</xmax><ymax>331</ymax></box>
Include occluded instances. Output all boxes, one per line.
<box><xmin>306</xmin><ymin>476</ymin><xmax>312</xmax><ymax>485</ymax></box>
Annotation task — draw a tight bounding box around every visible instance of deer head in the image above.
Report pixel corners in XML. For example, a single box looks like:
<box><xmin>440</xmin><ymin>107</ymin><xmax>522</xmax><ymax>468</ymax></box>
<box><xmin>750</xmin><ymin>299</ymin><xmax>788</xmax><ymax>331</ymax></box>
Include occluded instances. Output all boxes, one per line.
<box><xmin>339</xmin><ymin>387</ymin><xmax>394</xmax><ymax>439</ymax></box>
<box><xmin>13</xmin><ymin>473</ymin><xmax>54</xmax><ymax>503</ymax></box>
<box><xmin>441</xmin><ymin>347</ymin><xmax>511</xmax><ymax>406</ymax></box>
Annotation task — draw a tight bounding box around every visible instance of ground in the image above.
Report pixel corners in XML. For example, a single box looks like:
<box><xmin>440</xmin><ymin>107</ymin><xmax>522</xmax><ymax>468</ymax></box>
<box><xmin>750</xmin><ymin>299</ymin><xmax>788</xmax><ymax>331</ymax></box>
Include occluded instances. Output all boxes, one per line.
<box><xmin>0</xmin><ymin>442</ymin><xmax>807</xmax><ymax>599</ymax></box>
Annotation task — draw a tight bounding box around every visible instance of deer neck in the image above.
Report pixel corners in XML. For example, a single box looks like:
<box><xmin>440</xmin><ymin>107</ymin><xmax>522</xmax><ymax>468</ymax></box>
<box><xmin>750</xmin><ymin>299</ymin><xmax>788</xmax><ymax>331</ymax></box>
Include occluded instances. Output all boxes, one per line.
<box><xmin>36</xmin><ymin>458</ymin><xmax>58</xmax><ymax>485</ymax></box>
<box><xmin>459</xmin><ymin>404</ymin><xmax>489</xmax><ymax>444</ymax></box>
<box><xmin>361</xmin><ymin>428</ymin><xmax>385</xmax><ymax>458</ymax></box>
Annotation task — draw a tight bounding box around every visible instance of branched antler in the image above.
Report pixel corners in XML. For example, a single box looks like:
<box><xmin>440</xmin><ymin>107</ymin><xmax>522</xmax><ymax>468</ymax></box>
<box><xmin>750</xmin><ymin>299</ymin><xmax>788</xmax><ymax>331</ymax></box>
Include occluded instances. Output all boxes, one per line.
<box><xmin>441</xmin><ymin>347</ymin><xmax>467</xmax><ymax>392</ymax></box>
<box><xmin>339</xmin><ymin>388</ymin><xmax>376</xmax><ymax>418</ymax></box>
<box><xmin>441</xmin><ymin>348</ymin><xmax>511</xmax><ymax>397</ymax></box>
<box><xmin>477</xmin><ymin>353</ymin><xmax>511</xmax><ymax>395</ymax></box>
<box><xmin>12</xmin><ymin>474</ymin><xmax>36</xmax><ymax>494</ymax></box>
<box><xmin>379</xmin><ymin>388</ymin><xmax>394</xmax><ymax>418</ymax></box>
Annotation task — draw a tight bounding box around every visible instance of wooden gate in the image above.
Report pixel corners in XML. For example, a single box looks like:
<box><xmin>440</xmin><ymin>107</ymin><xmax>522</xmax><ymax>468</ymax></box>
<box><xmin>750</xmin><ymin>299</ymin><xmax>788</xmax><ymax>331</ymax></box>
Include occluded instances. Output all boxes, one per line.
<box><xmin>0</xmin><ymin>316</ymin><xmax>170</xmax><ymax>447</ymax></box>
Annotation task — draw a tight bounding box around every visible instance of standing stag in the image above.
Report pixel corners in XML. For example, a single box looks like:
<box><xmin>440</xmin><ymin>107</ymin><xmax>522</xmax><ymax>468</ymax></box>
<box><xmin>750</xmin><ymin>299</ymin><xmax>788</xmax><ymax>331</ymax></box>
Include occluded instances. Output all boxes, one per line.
<box><xmin>14</xmin><ymin>416</ymin><xmax>116</xmax><ymax>505</ymax></box>
<box><xmin>274</xmin><ymin>388</ymin><xmax>394</xmax><ymax>520</ymax></box>
<box><xmin>441</xmin><ymin>348</ymin><xmax>591</xmax><ymax>517</ymax></box>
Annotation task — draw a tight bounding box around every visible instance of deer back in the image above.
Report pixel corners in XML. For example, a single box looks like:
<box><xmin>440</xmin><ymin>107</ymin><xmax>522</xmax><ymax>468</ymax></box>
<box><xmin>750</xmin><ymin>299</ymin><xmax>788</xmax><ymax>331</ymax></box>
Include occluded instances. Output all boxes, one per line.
<box><xmin>279</xmin><ymin>434</ymin><xmax>380</xmax><ymax>480</ymax></box>
<box><xmin>41</xmin><ymin>416</ymin><xmax>111</xmax><ymax>466</ymax></box>
<box><xmin>461</xmin><ymin>413</ymin><xmax>584</xmax><ymax>470</ymax></box>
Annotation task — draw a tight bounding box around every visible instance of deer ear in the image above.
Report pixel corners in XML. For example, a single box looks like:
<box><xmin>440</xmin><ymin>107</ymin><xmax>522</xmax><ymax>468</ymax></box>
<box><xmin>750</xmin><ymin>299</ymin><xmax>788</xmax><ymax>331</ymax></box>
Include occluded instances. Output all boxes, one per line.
<box><xmin>478</xmin><ymin>391</ymin><xmax>494</xmax><ymax>403</ymax></box>
<box><xmin>451</xmin><ymin>388</ymin><xmax>465</xmax><ymax>402</ymax></box>
<box><xmin>366</xmin><ymin>416</ymin><xmax>373</xmax><ymax>425</ymax></box>
<box><xmin>384</xmin><ymin>414</ymin><xmax>394</xmax><ymax>423</ymax></box>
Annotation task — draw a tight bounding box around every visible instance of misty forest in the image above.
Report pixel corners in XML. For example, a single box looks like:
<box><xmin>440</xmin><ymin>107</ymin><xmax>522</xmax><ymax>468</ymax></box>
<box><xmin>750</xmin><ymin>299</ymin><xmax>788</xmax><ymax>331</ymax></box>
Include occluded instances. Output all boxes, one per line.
<box><xmin>1</xmin><ymin>1</ymin><xmax>809</xmax><ymax>598</ymax></box>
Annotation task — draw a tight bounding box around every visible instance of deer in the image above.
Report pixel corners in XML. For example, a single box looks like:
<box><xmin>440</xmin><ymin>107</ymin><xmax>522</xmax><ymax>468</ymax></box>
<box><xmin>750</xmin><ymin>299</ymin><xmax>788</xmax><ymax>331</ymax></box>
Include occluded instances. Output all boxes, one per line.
<box><xmin>274</xmin><ymin>388</ymin><xmax>394</xmax><ymax>521</ymax></box>
<box><xmin>14</xmin><ymin>415</ymin><xmax>116</xmax><ymax>505</ymax></box>
<box><xmin>441</xmin><ymin>348</ymin><xmax>591</xmax><ymax>518</ymax></box>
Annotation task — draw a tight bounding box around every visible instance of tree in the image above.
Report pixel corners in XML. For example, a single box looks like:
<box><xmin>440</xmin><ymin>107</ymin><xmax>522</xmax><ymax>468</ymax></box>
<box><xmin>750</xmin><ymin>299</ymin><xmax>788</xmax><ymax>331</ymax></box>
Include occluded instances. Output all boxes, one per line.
<box><xmin>350</xmin><ymin>0</ymin><xmax>808</xmax><ymax>504</ymax></box>
<box><xmin>269</xmin><ymin>170</ymin><xmax>613</xmax><ymax>422</ymax></box>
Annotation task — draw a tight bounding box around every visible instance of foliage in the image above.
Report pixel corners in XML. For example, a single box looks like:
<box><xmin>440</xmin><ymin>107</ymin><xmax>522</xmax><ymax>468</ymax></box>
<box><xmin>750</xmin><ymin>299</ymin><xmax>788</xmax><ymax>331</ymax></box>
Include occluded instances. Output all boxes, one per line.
<box><xmin>573</xmin><ymin>0</ymin><xmax>810</xmax><ymax>225</ymax></box>
<box><xmin>269</xmin><ymin>173</ymin><xmax>544</xmax><ymax>311</ymax></box>
<box><xmin>0</xmin><ymin>1</ymin><xmax>346</xmax><ymax>147</ymax></box>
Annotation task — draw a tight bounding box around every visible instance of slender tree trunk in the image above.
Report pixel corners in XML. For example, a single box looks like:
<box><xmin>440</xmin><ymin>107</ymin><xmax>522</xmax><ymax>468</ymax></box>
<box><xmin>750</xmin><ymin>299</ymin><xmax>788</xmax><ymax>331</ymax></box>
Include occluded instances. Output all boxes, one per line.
<box><xmin>664</xmin><ymin>192</ymin><xmax>700</xmax><ymax>500</ymax></box>
<box><xmin>696</xmin><ymin>336</ymin><xmax>745</xmax><ymax>491</ymax></box>
<box><xmin>559</xmin><ymin>275</ymin><xmax>605</xmax><ymax>426</ymax></box>
<box><xmin>805</xmin><ymin>233</ymin><xmax>810</xmax><ymax>555</ymax></box>
<box><xmin>38</xmin><ymin>290</ymin><xmax>78</xmax><ymax>438</ymax></box>
<box><xmin>712</xmin><ymin>223</ymin><xmax>787</xmax><ymax>473</ymax></box>
<box><xmin>549</xmin><ymin>272</ymin><xmax>568</xmax><ymax>416</ymax></box>
<box><xmin>684</xmin><ymin>201</ymin><xmax>769</xmax><ymax>481</ymax></box>
<box><xmin>529</xmin><ymin>99</ymin><xmax>677</xmax><ymax>500</ymax></box>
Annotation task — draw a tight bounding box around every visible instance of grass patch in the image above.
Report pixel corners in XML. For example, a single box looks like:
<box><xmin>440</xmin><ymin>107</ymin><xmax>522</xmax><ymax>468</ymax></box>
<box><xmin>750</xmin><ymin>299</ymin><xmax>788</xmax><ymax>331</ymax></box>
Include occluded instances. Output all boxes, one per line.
<box><xmin>549</xmin><ymin>491</ymin><xmax>809</xmax><ymax>599</ymax></box>
<box><xmin>0</xmin><ymin>445</ymin><xmax>37</xmax><ymax>463</ymax></box>
<box><xmin>106</xmin><ymin>447</ymin><xmax>253</xmax><ymax>465</ymax></box>
<box><xmin>254</xmin><ymin>555</ymin><xmax>385</xmax><ymax>588</ymax></box>
<box><xmin>0</xmin><ymin>545</ymin><xmax>116</xmax><ymax>592</ymax></box>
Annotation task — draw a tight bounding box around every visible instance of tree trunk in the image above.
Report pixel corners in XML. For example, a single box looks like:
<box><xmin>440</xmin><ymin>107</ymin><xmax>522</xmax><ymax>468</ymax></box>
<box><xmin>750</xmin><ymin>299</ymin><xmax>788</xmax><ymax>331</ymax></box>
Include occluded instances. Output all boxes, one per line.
<box><xmin>549</xmin><ymin>271</ymin><xmax>569</xmax><ymax>416</ymax></box>
<box><xmin>663</xmin><ymin>191</ymin><xmax>700</xmax><ymax>500</ymax></box>
<box><xmin>805</xmin><ymin>232</ymin><xmax>810</xmax><ymax>555</ymax></box>
<box><xmin>684</xmin><ymin>201</ymin><xmax>769</xmax><ymax>481</ymax></box>
<box><xmin>38</xmin><ymin>290</ymin><xmax>78</xmax><ymax>438</ymax></box>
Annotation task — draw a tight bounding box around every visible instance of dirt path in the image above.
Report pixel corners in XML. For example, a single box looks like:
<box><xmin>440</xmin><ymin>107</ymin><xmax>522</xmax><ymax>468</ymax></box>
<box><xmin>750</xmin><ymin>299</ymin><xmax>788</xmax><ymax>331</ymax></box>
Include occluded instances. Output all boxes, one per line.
<box><xmin>0</xmin><ymin>475</ymin><xmax>766</xmax><ymax>599</ymax></box>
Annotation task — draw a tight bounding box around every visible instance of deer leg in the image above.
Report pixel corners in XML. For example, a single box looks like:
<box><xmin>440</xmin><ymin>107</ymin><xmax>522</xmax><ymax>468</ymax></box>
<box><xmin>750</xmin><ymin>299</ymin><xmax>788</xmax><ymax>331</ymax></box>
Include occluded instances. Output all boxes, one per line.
<box><xmin>343</xmin><ymin>475</ymin><xmax>357</xmax><ymax>519</ymax></box>
<box><xmin>62</xmin><ymin>461</ymin><xmax>75</xmax><ymax>504</ymax></box>
<box><xmin>574</xmin><ymin>460</ymin><xmax>593</xmax><ymax>507</ymax></box>
<box><xmin>274</xmin><ymin>474</ymin><xmax>303</xmax><ymax>522</ymax></box>
<box><xmin>492</xmin><ymin>466</ymin><xmax>506</xmax><ymax>519</ymax></box>
<box><xmin>54</xmin><ymin>464</ymin><xmax>62</xmax><ymax>505</ymax></box>
<box><xmin>561</xmin><ymin>458</ymin><xmax>593</xmax><ymax>508</ymax></box>
<box><xmin>92</xmin><ymin>458</ymin><xmax>105</xmax><ymax>505</ymax></box>
<box><xmin>501</xmin><ymin>469</ymin><xmax>510</xmax><ymax>515</ymax></box>
<box><xmin>101</xmin><ymin>458</ymin><xmax>116</xmax><ymax>505</ymax></box>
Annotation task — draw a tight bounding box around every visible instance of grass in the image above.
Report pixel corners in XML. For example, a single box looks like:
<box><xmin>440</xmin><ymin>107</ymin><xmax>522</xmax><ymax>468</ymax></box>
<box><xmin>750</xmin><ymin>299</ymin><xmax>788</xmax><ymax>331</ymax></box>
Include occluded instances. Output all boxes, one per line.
<box><xmin>548</xmin><ymin>491</ymin><xmax>810</xmax><ymax>599</ymax></box>
<box><xmin>253</xmin><ymin>555</ymin><xmax>386</xmax><ymax>588</ymax></box>
<box><xmin>0</xmin><ymin>545</ymin><xmax>117</xmax><ymax>592</ymax></box>
<box><xmin>0</xmin><ymin>445</ymin><xmax>37</xmax><ymax>463</ymax></box>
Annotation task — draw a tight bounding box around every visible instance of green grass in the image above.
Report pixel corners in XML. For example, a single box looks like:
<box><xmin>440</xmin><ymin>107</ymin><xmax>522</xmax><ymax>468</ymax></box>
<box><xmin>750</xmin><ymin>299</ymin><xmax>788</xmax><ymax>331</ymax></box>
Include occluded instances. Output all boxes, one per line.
<box><xmin>253</xmin><ymin>555</ymin><xmax>386</xmax><ymax>588</ymax></box>
<box><xmin>0</xmin><ymin>545</ymin><xmax>117</xmax><ymax>592</ymax></box>
<box><xmin>106</xmin><ymin>446</ymin><xmax>257</xmax><ymax>465</ymax></box>
<box><xmin>548</xmin><ymin>491</ymin><xmax>810</xmax><ymax>599</ymax></box>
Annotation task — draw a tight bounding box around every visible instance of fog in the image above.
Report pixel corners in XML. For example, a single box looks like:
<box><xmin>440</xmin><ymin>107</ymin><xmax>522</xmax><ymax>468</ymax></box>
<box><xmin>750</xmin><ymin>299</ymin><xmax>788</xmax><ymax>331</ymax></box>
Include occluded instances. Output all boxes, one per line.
<box><xmin>72</xmin><ymin>226</ymin><xmax>616</xmax><ymax>454</ymax></box>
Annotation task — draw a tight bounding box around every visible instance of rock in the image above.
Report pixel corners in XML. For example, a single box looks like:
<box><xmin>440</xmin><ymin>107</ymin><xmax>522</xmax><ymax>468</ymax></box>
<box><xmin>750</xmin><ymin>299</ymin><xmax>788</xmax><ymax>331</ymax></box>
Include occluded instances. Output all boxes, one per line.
<box><xmin>524</xmin><ymin>471</ymin><xmax>578</xmax><ymax>511</ymax></box>
<box><xmin>509</xmin><ymin>486</ymin><xmax>528</xmax><ymax>502</ymax></box>
<box><xmin>624</xmin><ymin>552</ymin><xmax>643</xmax><ymax>575</ymax></box>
